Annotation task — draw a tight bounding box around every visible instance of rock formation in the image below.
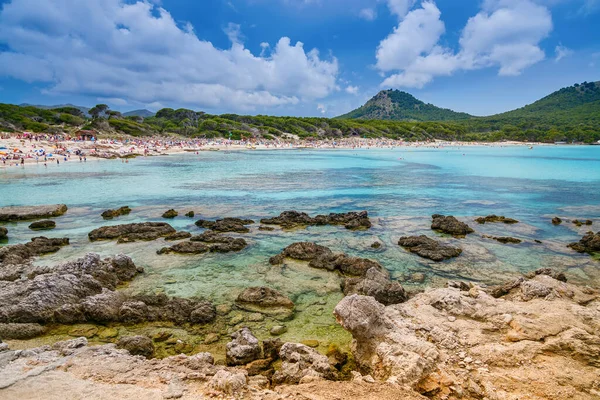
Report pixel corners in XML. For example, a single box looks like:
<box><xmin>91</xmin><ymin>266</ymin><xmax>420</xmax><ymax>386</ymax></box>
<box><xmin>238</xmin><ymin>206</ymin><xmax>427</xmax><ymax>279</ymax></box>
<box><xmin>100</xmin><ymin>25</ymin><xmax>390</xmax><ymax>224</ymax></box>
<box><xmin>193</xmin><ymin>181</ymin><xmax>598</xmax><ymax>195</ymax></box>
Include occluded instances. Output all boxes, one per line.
<box><xmin>431</xmin><ymin>214</ymin><xmax>474</xmax><ymax>237</ymax></box>
<box><xmin>272</xmin><ymin>343</ymin><xmax>338</xmax><ymax>384</ymax></box>
<box><xmin>28</xmin><ymin>220</ymin><xmax>56</xmax><ymax>230</ymax></box>
<box><xmin>0</xmin><ymin>227</ymin><xmax>7</xmax><ymax>240</ymax></box>
<box><xmin>117</xmin><ymin>335</ymin><xmax>155</xmax><ymax>359</ymax></box>
<box><xmin>552</xmin><ymin>216</ymin><xmax>563</xmax><ymax>225</ymax></box>
<box><xmin>260</xmin><ymin>211</ymin><xmax>372</xmax><ymax>230</ymax></box>
<box><xmin>0</xmin><ymin>204</ymin><xmax>68</xmax><ymax>221</ymax></box>
<box><xmin>398</xmin><ymin>235</ymin><xmax>462</xmax><ymax>261</ymax></box>
<box><xmin>158</xmin><ymin>231</ymin><xmax>248</xmax><ymax>254</ymax></box>
<box><xmin>475</xmin><ymin>215</ymin><xmax>519</xmax><ymax>224</ymax></box>
<box><xmin>482</xmin><ymin>235</ymin><xmax>522</xmax><ymax>244</ymax></box>
<box><xmin>568</xmin><ymin>231</ymin><xmax>600</xmax><ymax>254</ymax></box>
<box><xmin>88</xmin><ymin>222</ymin><xmax>176</xmax><ymax>243</ymax></box>
<box><xmin>195</xmin><ymin>218</ymin><xmax>254</xmax><ymax>233</ymax></box>
<box><xmin>235</xmin><ymin>287</ymin><xmax>295</xmax><ymax>319</ymax></box>
<box><xmin>226</xmin><ymin>328</ymin><xmax>262</xmax><ymax>366</ymax></box>
<box><xmin>334</xmin><ymin>271</ymin><xmax>600</xmax><ymax>399</ymax></box>
<box><xmin>101</xmin><ymin>206</ymin><xmax>131</xmax><ymax>219</ymax></box>
<box><xmin>162</xmin><ymin>209</ymin><xmax>178</xmax><ymax>218</ymax></box>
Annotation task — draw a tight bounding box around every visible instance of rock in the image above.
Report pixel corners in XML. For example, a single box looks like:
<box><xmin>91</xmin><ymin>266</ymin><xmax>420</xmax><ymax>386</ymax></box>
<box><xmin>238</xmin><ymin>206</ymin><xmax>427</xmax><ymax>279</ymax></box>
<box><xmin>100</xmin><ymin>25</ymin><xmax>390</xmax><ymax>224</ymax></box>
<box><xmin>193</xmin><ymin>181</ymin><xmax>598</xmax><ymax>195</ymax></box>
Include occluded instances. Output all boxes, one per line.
<box><xmin>216</xmin><ymin>304</ymin><xmax>232</xmax><ymax>315</ymax></box>
<box><xmin>483</xmin><ymin>235</ymin><xmax>522</xmax><ymax>244</ymax></box>
<box><xmin>190</xmin><ymin>302</ymin><xmax>217</xmax><ymax>324</ymax></box>
<box><xmin>270</xmin><ymin>242</ymin><xmax>333</xmax><ymax>264</ymax></box>
<box><xmin>270</xmin><ymin>325</ymin><xmax>287</xmax><ymax>336</ymax></box>
<box><xmin>258</xmin><ymin>226</ymin><xmax>275</xmax><ymax>231</ymax></box>
<box><xmin>185</xmin><ymin>211</ymin><xmax>195</xmax><ymax>218</ymax></box>
<box><xmin>552</xmin><ymin>217</ymin><xmax>562</xmax><ymax>225</ymax></box>
<box><xmin>301</xmin><ymin>340</ymin><xmax>320</xmax><ymax>348</ymax></box>
<box><xmin>263</xmin><ymin>338</ymin><xmax>284</xmax><ymax>361</ymax></box>
<box><xmin>190</xmin><ymin>232</ymin><xmax>248</xmax><ymax>253</ymax></box>
<box><xmin>431</xmin><ymin>214</ymin><xmax>474</xmax><ymax>237</ymax></box>
<box><xmin>157</xmin><ymin>241</ymin><xmax>209</xmax><ymax>255</ymax></box>
<box><xmin>568</xmin><ymin>231</ymin><xmax>600</xmax><ymax>254</ymax></box>
<box><xmin>235</xmin><ymin>287</ymin><xmax>295</xmax><ymax>319</ymax></box>
<box><xmin>28</xmin><ymin>220</ymin><xmax>56</xmax><ymax>230</ymax></box>
<box><xmin>210</xmin><ymin>369</ymin><xmax>248</xmax><ymax>395</ymax></box>
<box><xmin>0</xmin><ymin>236</ymin><xmax>70</xmax><ymax>268</ymax></box>
<box><xmin>334</xmin><ymin>273</ymin><xmax>600</xmax><ymax>398</ymax></box>
<box><xmin>162</xmin><ymin>209</ymin><xmax>178</xmax><ymax>219</ymax></box>
<box><xmin>195</xmin><ymin>218</ymin><xmax>254</xmax><ymax>233</ymax></box>
<box><xmin>0</xmin><ymin>227</ymin><xmax>7</xmax><ymax>240</ymax></box>
<box><xmin>371</xmin><ymin>242</ymin><xmax>381</xmax><ymax>249</ymax></box>
<box><xmin>398</xmin><ymin>235</ymin><xmax>462</xmax><ymax>261</ymax></box>
<box><xmin>204</xmin><ymin>333</ymin><xmax>219</xmax><ymax>344</ymax></box>
<box><xmin>0</xmin><ymin>204</ymin><xmax>68</xmax><ymax>222</ymax></box>
<box><xmin>164</xmin><ymin>231</ymin><xmax>192</xmax><ymax>241</ymax></box>
<box><xmin>260</xmin><ymin>210</ymin><xmax>371</xmax><ymax>230</ymax></box>
<box><xmin>88</xmin><ymin>222</ymin><xmax>176</xmax><ymax>242</ymax></box>
<box><xmin>117</xmin><ymin>335</ymin><xmax>155</xmax><ymax>358</ymax></box>
<box><xmin>525</xmin><ymin>267</ymin><xmax>567</xmax><ymax>282</ymax></box>
<box><xmin>342</xmin><ymin>268</ymin><xmax>408</xmax><ymax>306</ymax></box>
<box><xmin>475</xmin><ymin>215</ymin><xmax>519</xmax><ymax>224</ymax></box>
<box><xmin>272</xmin><ymin>343</ymin><xmax>337</xmax><ymax>384</ymax></box>
<box><xmin>226</xmin><ymin>328</ymin><xmax>261</xmax><ymax>366</ymax></box>
<box><xmin>82</xmin><ymin>289</ymin><xmax>125</xmax><ymax>323</ymax></box>
<box><xmin>0</xmin><ymin>323</ymin><xmax>47</xmax><ymax>339</ymax></box>
<box><xmin>101</xmin><ymin>206</ymin><xmax>131</xmax><ymax>219</ymax></box>
<box><xmin>572</xmin><ymin>219</ymin><xmax>593</xmax><ymax>227</ymax></box>
<box><xmin>98</xmin><ymin>327</ymin><xmax>119</xmax><ymax>340</ymax></box>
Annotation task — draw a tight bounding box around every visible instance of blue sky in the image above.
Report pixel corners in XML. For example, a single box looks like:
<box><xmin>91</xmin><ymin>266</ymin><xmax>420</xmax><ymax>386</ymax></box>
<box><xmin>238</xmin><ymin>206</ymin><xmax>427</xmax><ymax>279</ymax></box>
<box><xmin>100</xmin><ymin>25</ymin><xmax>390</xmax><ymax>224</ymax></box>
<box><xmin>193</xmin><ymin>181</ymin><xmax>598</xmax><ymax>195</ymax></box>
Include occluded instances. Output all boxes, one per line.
<box><xmin>0</xmin><ymin>0</ymin><xmax>598</xmax><ymax>117</ymax></box>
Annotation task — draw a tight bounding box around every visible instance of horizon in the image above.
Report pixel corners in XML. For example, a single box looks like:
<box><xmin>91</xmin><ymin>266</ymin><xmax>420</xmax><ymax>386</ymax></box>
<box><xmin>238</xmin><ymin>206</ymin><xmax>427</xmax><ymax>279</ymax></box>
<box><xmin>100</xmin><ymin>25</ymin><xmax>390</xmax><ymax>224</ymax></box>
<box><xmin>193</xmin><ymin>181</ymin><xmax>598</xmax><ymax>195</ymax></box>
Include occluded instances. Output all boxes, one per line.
<box><xmin>0</xmin><ymin>0</ymin><xmax>599</xmax><ymax>117</ymax></box>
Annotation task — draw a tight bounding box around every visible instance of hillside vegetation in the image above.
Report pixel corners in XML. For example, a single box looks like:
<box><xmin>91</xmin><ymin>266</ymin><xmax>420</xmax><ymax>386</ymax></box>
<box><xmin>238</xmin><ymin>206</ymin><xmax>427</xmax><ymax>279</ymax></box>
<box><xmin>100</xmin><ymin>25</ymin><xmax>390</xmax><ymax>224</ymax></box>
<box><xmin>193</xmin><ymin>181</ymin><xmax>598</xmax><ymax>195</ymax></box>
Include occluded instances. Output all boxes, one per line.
<box><xmin>1</xmin><ymin>81</ymin><xmax>599</xmax><ymax>143</ymax></box>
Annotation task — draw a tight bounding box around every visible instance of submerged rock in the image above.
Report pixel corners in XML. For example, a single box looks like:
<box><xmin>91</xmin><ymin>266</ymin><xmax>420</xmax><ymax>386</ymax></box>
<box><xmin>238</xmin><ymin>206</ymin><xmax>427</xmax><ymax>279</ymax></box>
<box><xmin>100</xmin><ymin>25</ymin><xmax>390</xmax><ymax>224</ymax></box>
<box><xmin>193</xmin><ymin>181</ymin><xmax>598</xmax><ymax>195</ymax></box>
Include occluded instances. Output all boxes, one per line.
<box><xmin>164</xmin><ymin>231</ymin><xmax>192</xmax><ymax>241</ymax></box>
<box><xmin>431</xmin><ymin>214</ymin><xmax>474</xmax><ymax>237</ymax></box>
<box><xmin>88</xmin><ymin>222</ymin><xmax>176</xmax><ymax>242</ymax></box>
<box><xmin>236</xmin><ymin>287</ymin><xmax>295</xmax><ymax>319</ymax></box>
<box><xmin>0</xmin><ymin>227</ymin><xmax>7</xmax><ymax>240</ymax></box>
<box><xmin>101</xmin><ymin>206</ymin><xmax>131</xmax><ymax>219</ymax></box>
<box><xmin>272</xmin><ymin>343</ymin><xmax>337</xmax><ymax>384</ymax></box>
<box><xmin>117</xmin><ymin>335</ymin><xmax>155</xmax><ymax>359</ymax></box>
<box><xmin>568</xmin><ymin>231</ymin><xmax>600</xmax><ymax>254</ymax></box>
<box><xmin>475</xmin><ymin>215</ymin><xmax>519</xmax><ymax>224</ymax></box>
<box><xmin>195</xmin><ymin>217</ymin><xmax>254</xmax><ymax>233</ymax></box>
<box><xmin>572</xmin><ymin>219</ymin><xmax>593</xmax><ymax>227</ymax></box>
<box><xmin>334</xmin><ymin>272</ymin><xmax>600</xmax><ymax>399</ymax></box>
<box><xmin>226</xmin><ymin>327</ymin><xmax>261</xmax><ymax>366</ymax></box>
<box><xmin>261</xmin><ymin>210</ymin><xmax>371</xmax><ymax>231</ymax></box>
<box><xmin>483</xmin><ymin>235</ymin><xmax>522</xmax><ymax>244</ymax></box>
<box><xmin>162</xmin><ymin>209</ymin><xmax>178</xmax><ymax>219</ymax></box>
<box><xmin>157</xmin><ymin>241</ymin><xmax>209</xmax><ymax>254</ymax></box>
<box><xmin>160</xmin><ymin>232</ymin><xmax>247</xmax><ymax>254</ymax></box>
<box><xmin>0</xmin><ymin>236</ymin><xmax>70</xmax><ymax>271</ymax></box>
<box><xmin>28</xmin><ymin>220</ymin><xmax>56</xmax><ymax>230</ymax></box>
<box><xmin>398</xmin><ymin>235</ymin><xmax>462</xmax><ymax>261</ymax></box>
<box><xmin>0</xmin><ymin>204</ymin><xmax>68</xmax><ymax>222</ymax></box>
<box><xmin>552</xmin><ymin>217</ymin><xmax>563</xmax><ymax>225</ymax></box>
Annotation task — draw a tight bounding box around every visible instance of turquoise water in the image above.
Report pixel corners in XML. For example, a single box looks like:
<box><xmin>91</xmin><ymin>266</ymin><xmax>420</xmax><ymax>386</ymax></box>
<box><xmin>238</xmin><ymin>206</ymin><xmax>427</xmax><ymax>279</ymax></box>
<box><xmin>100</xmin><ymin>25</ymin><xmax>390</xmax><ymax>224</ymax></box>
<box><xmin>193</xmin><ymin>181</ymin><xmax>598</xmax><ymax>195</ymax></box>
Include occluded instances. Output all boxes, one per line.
<box><xmin>1</xmin><ymin>145</ymin><xmax>600</xmax><ymax>348</ymax></box>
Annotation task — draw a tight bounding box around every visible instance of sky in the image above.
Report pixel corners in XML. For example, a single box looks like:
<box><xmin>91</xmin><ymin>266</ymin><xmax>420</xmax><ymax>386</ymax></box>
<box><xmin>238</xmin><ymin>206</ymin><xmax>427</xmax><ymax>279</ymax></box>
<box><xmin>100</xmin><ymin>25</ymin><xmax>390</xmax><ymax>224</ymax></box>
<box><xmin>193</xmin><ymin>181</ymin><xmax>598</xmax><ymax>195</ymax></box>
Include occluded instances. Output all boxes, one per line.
<box><xmin>0</xmin><ymin>0</ymin><xmax>598</xmax><ymax>117</ymax></box>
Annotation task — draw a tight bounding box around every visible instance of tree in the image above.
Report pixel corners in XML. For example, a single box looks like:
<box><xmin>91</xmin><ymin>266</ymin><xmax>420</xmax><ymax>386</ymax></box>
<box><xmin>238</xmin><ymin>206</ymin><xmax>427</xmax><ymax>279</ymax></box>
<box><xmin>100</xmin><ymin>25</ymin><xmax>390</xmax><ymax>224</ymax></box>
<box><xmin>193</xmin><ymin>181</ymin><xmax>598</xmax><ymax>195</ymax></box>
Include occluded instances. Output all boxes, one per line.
<box><xmin>89</xmin><ymin>104</ymin><xmax>109</xmax><ymax>119</ymax></box>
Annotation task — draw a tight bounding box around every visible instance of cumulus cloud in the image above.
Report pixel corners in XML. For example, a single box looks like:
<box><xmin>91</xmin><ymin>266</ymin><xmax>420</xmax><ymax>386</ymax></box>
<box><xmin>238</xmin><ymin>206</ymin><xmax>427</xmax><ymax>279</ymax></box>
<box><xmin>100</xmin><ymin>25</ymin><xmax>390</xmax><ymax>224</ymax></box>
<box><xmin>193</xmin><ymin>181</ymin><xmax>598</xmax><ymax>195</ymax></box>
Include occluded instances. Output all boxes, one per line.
<box><xmin>0</xmin><ymin>0</ymin><xmax>339</xmax><ymax>111</ymax></box>
<box><xmin>345</xmin><ymin>85</ymin><xmax>359</xmax><ymax>94</ymax></box>
<box><xmin>359</xmin><ymin>8</ymin><xmax>377</xmax><ymax>21</ymax></box>
<box><xmin>377</xmin><ymin>0</ymin><xmax>553</xmax><ymax>88</ymax></box>
<box><xmin>387</xmin><ymin>0</ymin><xmax>416</xmax><ymax>18</ymax></box>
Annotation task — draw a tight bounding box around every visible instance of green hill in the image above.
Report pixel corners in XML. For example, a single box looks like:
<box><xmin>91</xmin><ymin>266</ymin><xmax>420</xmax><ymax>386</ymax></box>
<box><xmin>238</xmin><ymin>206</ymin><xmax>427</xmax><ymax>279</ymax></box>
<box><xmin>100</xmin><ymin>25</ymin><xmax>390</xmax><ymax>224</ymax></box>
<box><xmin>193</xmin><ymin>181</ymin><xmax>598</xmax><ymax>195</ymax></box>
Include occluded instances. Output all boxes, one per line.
<box><xmin>337</xmin><ymin>89</ymin><xmax>473</xmax><ymax>121</ymax></box>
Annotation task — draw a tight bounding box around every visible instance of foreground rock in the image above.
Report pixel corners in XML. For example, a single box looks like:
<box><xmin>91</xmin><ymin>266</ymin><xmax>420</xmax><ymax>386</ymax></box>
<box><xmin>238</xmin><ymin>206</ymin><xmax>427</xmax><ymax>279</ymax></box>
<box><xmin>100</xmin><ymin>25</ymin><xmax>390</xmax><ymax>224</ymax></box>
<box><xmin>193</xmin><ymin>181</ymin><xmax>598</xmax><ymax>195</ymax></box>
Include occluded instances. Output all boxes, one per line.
<box><xmin>475</xmin><ymin>214</ymin><xmax>519</xmax><ymax>224</ymax></box>
<box><xmin>28</xmin><ymin>220</ymin><xmax>56</xmax><ymax>230</ymax></box>
<box><xmin>159</xmin><ymin>231</ymin><xmax>248</xmax><ymax>254</ymax></box>
<box><xmin>0</xmin><ymin>237</ymin><xmax>70</xmax><ymax>274</ymax></box>
<box><xmin>568</xmin><ymin>231</ymin><xmax>600</xmax><ymax>255</ymax></box>
<box><xmin>398</xmin><ymin>235</ymin><xmax>462</xmax><ymax>261</ymax></box>
<box><xmin>0</xmin><ymin>204</ymin><xmax>68</xmax><ymax>222</ymax></box>
<box><xmin>271</xmin><ymin>242</ymin><xmax>407</xmax><ymax>305</ymax></box>
<box><xmin>431</xmin><ymin>214</ymin><xmax>474</xmax><ymax>237</ymax></box>
<box><xmin>0</xmin><ymin>227</ymin><xmax>7</xmax><ymax>240</ymax></box>
<box><xmin>226</xmin><ymin>328</ymin><xmax>262</xmax><ymax>366</ymax></box>
<box><xmin>196</xmin><ymin>218</ymin><xmax>254</xmax><ymax>233</ymax></box>
<box><xmin>335</xmin><ymin>271</ymin><xmax>600</xmax><ymax>399</ymax></box>
<box><xmin>261</xmin><ymin>210</ymin><xmax>372</xmax><ymax>231</ymax></box>
<box><xmin>101</xmin><ymin>206</ymin><xmax>131</xmax><ymax>219</ymax></box>
<box><xmin>236</xmin><ymin>287</ymin><xmax>295</xmax><ymax>319</ymax></box>
<box><xmin>0</xmin><ymin>339</ymin><xmax>424</xmax><ymax>399</ymax></box>
<box><xmin>272</xmin><ymin>343</ymin><xmax>338</xmax><ymax>384</ymax></box>
<box><xmin>88</xmin><ymin>222</ymin><xmax>176</xmax><ymax>243</ymax></box>
<box><xmin>0</xmin><ymin>253</ymin><xmax>216</xmax><ymax>336</ymax></box>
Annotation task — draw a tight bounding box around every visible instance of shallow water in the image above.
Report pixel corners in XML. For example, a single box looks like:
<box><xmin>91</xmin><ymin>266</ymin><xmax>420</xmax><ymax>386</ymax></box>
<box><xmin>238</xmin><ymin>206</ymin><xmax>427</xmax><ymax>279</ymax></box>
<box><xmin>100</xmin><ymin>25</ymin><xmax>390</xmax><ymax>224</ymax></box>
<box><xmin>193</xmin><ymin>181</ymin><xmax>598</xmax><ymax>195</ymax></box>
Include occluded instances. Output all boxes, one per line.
<box><xmin>1</xmin><ymin>145</ymin><xmax>600</xmax><ymax>352</ymax></box>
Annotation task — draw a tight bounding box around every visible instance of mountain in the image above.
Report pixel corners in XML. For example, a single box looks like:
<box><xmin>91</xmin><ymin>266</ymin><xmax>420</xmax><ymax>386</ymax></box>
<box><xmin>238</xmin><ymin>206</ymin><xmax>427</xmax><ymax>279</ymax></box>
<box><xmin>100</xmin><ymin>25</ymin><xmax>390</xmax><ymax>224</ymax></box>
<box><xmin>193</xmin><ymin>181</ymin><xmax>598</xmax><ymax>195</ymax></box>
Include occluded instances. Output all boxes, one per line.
<box><xmin>492</xmin><ymin>81</ymin><xmax>600</xmax><ymax>118</ymax></box>
<box><xmin>123</xmin><ymin>109</ymin><xmax>155</xmax><ymax>118</ymax></box>
<box><xmin>19</xmin><ymin>103</ymin><xmax>90</xmax><ymax>116</ymax></box>
<box><xmin>337</xmin><ymin>90</ymin><xmax>473</xmax><ymax>121</ymax></box>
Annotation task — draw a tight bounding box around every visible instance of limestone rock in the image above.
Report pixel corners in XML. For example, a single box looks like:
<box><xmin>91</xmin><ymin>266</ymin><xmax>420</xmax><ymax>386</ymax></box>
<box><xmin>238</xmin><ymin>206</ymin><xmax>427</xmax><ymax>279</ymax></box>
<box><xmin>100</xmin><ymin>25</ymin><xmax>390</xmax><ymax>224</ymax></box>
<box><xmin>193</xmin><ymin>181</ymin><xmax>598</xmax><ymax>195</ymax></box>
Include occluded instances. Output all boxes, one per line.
<box><xmin>162</xmin><ymin>209</ymin><xmax>178</xmax><ymax>219</ymax></box>
<box><xmin>236</xmin><ymin>287</ymin><xmax>294</xmax><ymax>319</ymax></box>
<box><xmin>117</xmin><ymin>335</ymin><xmax>155</xmax><ymax>358</ymax></box>
<box><xmin>28</xmin><ymin>220</ymin><xmax>56</xmax><ymax>230</ymax></box>
<box><xmin>260</xmin><ymin>210</ymin><xmax>371</xmax><ymax>230</ymax></box>
<box><xmin>431</xmin><ymin>214</ymin><xmax>474</xmax><ymax>237</ymax></box>
<box><xmin>101</xmin><ymin>206</ymin><xmax>131</xmax><ymax>219</ymax></box>
<box><xmin>272</xmin><ymin>343</ymin><xmax>337</xmax><ymax>384</ymax></box>
<box><xmin>0</xmin><ymin>204</ymin><xmax>68</xmax><ymax>221</ymax></box>
<box><xmin>398</xmin><ymin>235</ymin><xmax>462</xmax><ymax>261</ymax></box>
<box><xmin>195</xmin><ymin>218</ymin><xmax>254</xmax><ymax>233</ymax></box>
<box><xmin>226</xmin><ymin>328</ymin><xmax>261</xmax><ymax>366</ymax></box>
<box><xmin>0</xmin><ymin>227</ymin><xmax>7</xmax><ymax>240</ymax></box>
<box><xmin>568</xmin><ymin>231</ymin><xmax>600</xmax><ymax>254</ymax></box>
<box><xmin>88</xmin><ymin>222</ymin><xmax>176</xmax><ymax>242</ymax></box>
<box><xmin>475</xmin><ymin>215</ymin><xmax>519</xmax><ymax>224</ymax></box>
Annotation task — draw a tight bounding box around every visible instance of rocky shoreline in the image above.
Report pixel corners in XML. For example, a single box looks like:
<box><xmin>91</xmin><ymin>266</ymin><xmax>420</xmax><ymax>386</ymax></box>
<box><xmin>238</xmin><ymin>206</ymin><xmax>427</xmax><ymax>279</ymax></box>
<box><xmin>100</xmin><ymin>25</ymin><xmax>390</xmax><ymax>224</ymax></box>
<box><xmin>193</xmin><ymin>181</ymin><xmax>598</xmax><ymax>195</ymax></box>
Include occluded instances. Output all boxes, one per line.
<box><xmin>0</xmin><ymin>205</ymin><xmax>599</xmax><ymax>398</ymax></box>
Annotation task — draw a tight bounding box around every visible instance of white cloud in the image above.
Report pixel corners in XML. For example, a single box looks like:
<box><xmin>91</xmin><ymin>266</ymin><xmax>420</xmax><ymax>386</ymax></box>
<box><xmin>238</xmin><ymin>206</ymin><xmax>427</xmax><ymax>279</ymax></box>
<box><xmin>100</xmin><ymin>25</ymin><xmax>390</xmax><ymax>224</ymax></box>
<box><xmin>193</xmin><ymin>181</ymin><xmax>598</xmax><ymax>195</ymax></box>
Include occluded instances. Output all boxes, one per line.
<box><xmin>317</xmin><ymin>103</ymin><xmax>327</xmax><ymax>114</ymax></box>
<box><xmin>387</xmin><ymin>0</ymin><xmax>416</xmax><ymax>18</ymax></box>
<box><xmin>0</xmin><ymin>0</ymin><xmax>339</xmax><ymax>112</ymax></box>
<box><xmin>359</xmin><ymin>8</ymin><xmax>377</xmax><ymax>21</ymax></box>
<box><xmin>376</xmin><ymin>0</ymin><xmax>553</xmax><ymax>88</ymax></box>
<box><xmin>554</xmin><ymin>44</ymin><xmax>573</xmax><ymax>62</ymax></box>
<box><xmin>345</xmin><ymin>85</ymin><xmax>359</xmax><ymax>94</ymax></box>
